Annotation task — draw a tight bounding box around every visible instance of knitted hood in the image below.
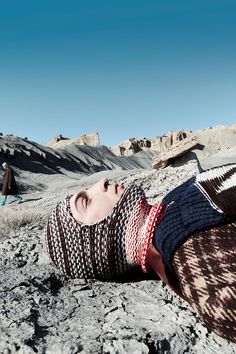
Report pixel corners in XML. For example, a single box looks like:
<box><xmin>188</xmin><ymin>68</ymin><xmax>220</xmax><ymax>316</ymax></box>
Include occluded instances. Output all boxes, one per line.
<box><xmin>44</xmin><ymin>184</ymin><xmax>164</xmax><ymax>280</ymax></box>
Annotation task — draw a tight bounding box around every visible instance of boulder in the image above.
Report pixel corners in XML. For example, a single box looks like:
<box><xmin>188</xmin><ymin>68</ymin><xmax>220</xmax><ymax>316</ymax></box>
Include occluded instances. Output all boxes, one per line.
<box><xmin>152</xmin><ymin>136</ymin><xmax>198</xmax><ymax>169</ymax></box>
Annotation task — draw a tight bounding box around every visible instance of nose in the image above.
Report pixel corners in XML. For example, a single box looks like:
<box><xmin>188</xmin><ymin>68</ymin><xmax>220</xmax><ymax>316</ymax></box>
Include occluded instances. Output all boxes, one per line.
<box><xmin>90</xmin><ymin>178</ymin><xmax>108</xmax><ymax>193</ymax></box>
<box><xmin>98</xmin><ymin>178</ymin><xmax>109</xmax><ymax>192</ymax></box>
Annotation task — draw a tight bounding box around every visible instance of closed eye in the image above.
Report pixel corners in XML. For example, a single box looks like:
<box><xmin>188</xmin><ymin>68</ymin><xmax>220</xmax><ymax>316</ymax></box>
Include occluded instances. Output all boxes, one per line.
<box><xmin>76</xmin><ymin>191</ymin><xmax>88</xmax><ymax>209</ymax></box>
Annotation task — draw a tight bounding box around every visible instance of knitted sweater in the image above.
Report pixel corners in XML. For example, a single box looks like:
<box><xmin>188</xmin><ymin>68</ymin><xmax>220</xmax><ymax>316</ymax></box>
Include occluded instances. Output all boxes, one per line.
<box><xmin>153</xmin><ymin>164</ymin><xmax>236</xmax><ymax>273</ymax></box>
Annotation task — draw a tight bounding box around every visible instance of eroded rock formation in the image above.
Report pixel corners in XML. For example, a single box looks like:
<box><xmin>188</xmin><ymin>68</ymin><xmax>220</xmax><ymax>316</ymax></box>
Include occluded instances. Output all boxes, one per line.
<box><xmin>45</xmin><ymin>132</ymin><xmax>100</xmax><ymax>148</ymax></box>
<box><xmin>111</xmin><ymin>137</ymin><xmax>152</xmax><ymax>156</ymax></box>
<box><xmin>150</xmin><ymin>130</ymin><xmax>193</xmax><ymax>152</ymax></box>
<box><xmin>152</xmin><ymin>136</ymin><xmax>198</xmax><ymax>169</ymax></box>
<box><xmin>111</xmin><ymin>125</ymin><xmax>236</xmax><ymax>170</ymax></box>
<box><xmin>111</xmin><ymin>130</ymin><xmax>193</xmax><ymax>156</ymax></box>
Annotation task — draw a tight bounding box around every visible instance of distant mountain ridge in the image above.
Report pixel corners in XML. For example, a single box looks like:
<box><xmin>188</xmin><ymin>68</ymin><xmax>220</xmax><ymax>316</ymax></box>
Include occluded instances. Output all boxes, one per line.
<box><xmin>0</xmin><ymin>135</ymin><xmax>157</xmax><ymax>179</ymax></box>
<box><xmin>44</xmin><ymin>124</ymin><xmax>236</xmax><ymax>163</ymax></box>
<box><xmin>1</xmin><ymin>124</ymin><xmax>236</xmax><ymax>180</ymax></box>
<box><xmin>111</xmin><ymin>124</ymin><xmax>236</xmax><ymax>156</ymax></box>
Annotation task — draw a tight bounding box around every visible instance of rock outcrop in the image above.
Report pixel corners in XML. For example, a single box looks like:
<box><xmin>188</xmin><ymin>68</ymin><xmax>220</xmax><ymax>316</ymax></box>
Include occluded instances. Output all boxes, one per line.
<box><xmin>151</xmin><ymin>130</ymin><xmax>193</xmax><ymax>152</ymax></box>
<box><xmin>0</xmin><ymin>135</ymin><xmax>157</xmax><ymax>187</ymax></box>
<box><xmin>45</xmin><ymin>132</ymin><xmax>100</xmax><ymax>148</ymax></box>
<box><xmin>111</xmin><ymin>137</ymin><xmax>152</xmax><ymax>156</ymax></box>
<box><xmin>112</xmin><ymin>124</ymin><xmax>236</xmax><ymax>161</ymax></box>
<box><xmin>151</xmin><ymin>125</ymin><xmax>236</xmax><ymax>170</ymax></box>
<box><xmin>196</xmin><ymin>124</ymin><xmax>236</xmax><ymax>155</ymax></box>
<box><xmin>111</xmin><ymin>130</ymin><xmax>193</xmax><ymax>156</ymax></box>
<box><xmin>152</xmin><ymin>136</ymin><xmax>198</xmax><ymax>169</ymax></box>
<box><xmin>111</xmin><ymin>125</ymin><xmax>236</xmax><ymax>170</ymax></box>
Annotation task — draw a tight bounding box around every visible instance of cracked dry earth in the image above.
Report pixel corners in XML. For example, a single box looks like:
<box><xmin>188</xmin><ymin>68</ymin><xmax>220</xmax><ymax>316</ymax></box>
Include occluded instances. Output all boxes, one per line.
<box><xmin>0</xmin><ymin>165</ymin><xmax>236</xmax><ymax>354</ymax></box>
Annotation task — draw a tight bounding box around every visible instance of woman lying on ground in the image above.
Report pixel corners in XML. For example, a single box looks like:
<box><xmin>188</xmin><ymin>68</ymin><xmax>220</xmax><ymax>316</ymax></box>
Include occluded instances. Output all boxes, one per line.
<box><xmin>44</xmin><ymin>164</ymin><xmax>236</xmax><ymax>343</ymax></box>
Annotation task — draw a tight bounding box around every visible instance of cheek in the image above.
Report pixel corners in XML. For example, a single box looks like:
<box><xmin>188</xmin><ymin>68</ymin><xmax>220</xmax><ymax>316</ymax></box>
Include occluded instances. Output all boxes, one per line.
<box><xmin>91</xmin><ymin>197</ymin><xmax>118</xmax><ymax>222</ymax></box>
<box><xmin>98</xmin><ymin>200</ymin><xmax>116</xmax><ymax>217</ymax></box>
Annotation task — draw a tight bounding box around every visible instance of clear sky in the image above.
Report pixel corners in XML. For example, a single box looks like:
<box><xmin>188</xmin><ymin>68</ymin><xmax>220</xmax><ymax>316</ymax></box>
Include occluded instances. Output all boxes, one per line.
<box><xmin>0</xmin><ymin>0</ymin><xmax>236</xmax><ymax>147</ymax></box>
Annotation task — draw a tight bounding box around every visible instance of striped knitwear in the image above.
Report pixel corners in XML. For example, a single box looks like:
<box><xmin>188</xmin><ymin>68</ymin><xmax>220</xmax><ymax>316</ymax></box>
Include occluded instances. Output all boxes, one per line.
<box><xmin>153</xmin><ymin>163</ymin><xmax>236</xmax><ymax>274</ymax></box>
<box><xmin>172</xmin><ymin>222</ymin><xmax>236</xmax><ymax>343</ymax></box>
<box><xmin>44</xmin><ymin>184</ymin><xmax>165</xmax><ymax>280</ymax></box>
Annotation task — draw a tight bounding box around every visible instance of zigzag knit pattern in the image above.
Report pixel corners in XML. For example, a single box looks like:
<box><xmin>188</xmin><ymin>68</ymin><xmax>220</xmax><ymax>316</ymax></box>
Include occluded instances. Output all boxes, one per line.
<box><xmin>196</xmin><ymin>163</ymin><xmax>236</xmax><ymax>216</ymax></box>
<box><xmin>172</xmin><ymin>222</ymin><xmax>236</xmax><ymax>343</ymax></box>
<box><xmin>153</xmin><ymin>164</ymin><xmax>236</xmax><ymax>274</ymax></box>
<box><xmin>45</xmin><ymin>183</ymin><xmax>164</xmax><ymax>280</ymax></box>
<box><xmin>125</xmin><ymin>200</ymin><xmax>165</xmax><ymax>273</ymax></box>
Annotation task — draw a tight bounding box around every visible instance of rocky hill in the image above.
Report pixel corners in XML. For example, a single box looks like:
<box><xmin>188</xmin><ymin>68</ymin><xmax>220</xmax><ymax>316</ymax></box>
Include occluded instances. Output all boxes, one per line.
<box><xmin>45</xmin><ymin>132</ymin><xmax>100</xmax><ymax>148</ymax></box>
<box><xmin>152</xmin><ymin>124</ymin><xmax>236</xmax><ymax>170</ymax></box>
<box><xmin>1</xmin><ymin>124</ymin><xmax>236</xmax><ymax>192</ymax></box>
<box><xmin>0</xmin><ymin>135</ymin><xmax>157</xmax><ymax>175</ymax></box>
<box><xmin>111</xmin><ymin>130</ymin><xmax>192</xmax><ymax>156</ymax></box>
<box><xmin>0</xmin><ymin>135</ymin><xmax>159</xmax><ymax>193</ymax></box>
<box><xmin>110</xmin><ymin>124</ymin><xmax>236</xmax><ymax>171</ymax></box>
<box><xmin>111</xmin><ymin>124</ymin><xmax>236</xmax><ymax>157</ymax></box>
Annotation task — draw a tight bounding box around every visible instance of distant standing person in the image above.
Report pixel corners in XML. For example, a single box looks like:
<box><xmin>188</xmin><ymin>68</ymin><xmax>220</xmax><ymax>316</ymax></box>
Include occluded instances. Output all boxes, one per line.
<box><xmin>0</xmin><ymin>162</ymin><xmax>23</xmax><ymax>206</ymax></box>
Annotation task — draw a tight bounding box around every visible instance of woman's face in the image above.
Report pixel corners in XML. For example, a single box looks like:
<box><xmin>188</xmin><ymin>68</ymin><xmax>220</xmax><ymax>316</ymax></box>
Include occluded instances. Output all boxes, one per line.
<box><xmin>70</xmin><ymin>178</ymin><xmax>125</xmax><ymax>224</ymax></box>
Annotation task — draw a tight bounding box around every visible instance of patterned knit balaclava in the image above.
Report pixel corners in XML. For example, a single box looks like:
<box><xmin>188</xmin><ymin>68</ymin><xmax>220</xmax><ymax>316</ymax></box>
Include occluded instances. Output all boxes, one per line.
<box><xmin>44</xmin><ymin>184</ymin><xmax>164</xmax><ymax>280</ymax></box>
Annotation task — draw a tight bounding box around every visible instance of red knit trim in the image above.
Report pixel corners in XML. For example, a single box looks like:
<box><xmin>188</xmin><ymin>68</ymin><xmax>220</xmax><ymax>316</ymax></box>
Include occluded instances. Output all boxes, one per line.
<box><xmin>141</xmin><ymin>203</ymin><xmax>166</xmax><ymax>273</ymax></box>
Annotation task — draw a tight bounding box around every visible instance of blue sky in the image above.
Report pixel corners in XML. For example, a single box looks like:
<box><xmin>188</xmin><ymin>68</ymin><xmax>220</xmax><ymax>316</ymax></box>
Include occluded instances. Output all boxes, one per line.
<box><xmin>0</xmin><ymin>0</ymin><xmax>236</xmax><ymax>147</ymax></box>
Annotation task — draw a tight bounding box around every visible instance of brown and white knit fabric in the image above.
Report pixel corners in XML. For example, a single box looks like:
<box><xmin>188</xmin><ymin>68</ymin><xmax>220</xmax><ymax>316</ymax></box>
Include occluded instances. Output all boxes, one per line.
<box><xmin>195</xmin><ymin>163</ymin><xmax>236</xmax><ymax>216</ymax></box>
<box><xmin>44</xmin><ymin>184</ymin><xmax>165</xmax><ymax>280</ymax></box>
<box><xmin>172</xmin><ymin>222</ymin><xmax>236</xmax><ymax>343</ymax></box>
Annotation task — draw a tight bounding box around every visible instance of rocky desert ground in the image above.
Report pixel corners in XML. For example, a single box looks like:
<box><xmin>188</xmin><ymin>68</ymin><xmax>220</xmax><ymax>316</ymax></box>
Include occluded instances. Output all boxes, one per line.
<box><xmin>0</xmin><ymin>125</ymin><xmax>236</xmax><ymax>354</ymax></box>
